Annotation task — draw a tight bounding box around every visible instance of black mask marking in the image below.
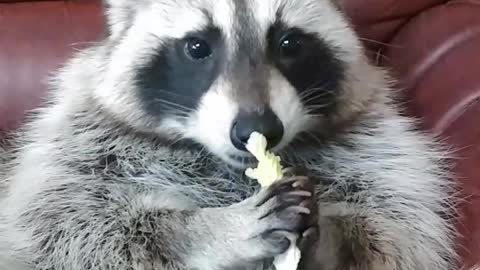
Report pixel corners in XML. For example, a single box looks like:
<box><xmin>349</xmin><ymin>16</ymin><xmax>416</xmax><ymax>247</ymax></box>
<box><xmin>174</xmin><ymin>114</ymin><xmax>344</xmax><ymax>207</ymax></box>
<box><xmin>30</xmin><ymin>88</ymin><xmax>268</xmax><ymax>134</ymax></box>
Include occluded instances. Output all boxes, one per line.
<box><xmin>136</xmin><ymin>26</ymin><xmax>224</xmax><ymax>120</ymax></box>
<box><xmin>267</xmin><ymin>21</ymin><xmax>345</xmax><ymax>115</ymax></box>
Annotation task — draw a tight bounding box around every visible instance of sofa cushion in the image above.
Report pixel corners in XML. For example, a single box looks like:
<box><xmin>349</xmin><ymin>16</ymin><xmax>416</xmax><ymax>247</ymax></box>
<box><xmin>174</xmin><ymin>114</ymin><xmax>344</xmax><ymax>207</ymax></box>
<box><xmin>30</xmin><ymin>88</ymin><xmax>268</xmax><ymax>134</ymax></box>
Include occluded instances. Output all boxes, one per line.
<box><xmin>0</xmin><ymin>0</ymin><xmax>479</xmax><ymax>266</ymax></box>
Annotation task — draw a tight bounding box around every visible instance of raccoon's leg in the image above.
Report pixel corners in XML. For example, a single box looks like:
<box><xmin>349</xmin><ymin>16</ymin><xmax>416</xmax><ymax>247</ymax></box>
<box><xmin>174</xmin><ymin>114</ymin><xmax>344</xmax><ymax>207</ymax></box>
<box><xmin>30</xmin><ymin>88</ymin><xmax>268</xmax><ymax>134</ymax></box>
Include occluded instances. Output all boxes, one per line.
<box><xmin>16</xmin><ymin>175</ymin><xmax>317</xmax><ymax>270</ymax></box>
<box><xmin>299</xmin><ymin>184</ymin><xmax>456</xmax><ymax>270</ymax></box>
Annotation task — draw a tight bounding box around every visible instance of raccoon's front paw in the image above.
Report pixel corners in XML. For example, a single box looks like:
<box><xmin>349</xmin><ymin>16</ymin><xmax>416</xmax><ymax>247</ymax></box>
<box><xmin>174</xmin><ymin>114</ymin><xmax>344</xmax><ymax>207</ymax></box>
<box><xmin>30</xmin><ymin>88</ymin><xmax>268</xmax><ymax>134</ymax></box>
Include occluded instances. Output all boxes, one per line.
<box><xmin>253</xmin><ymin>174</ymin><xmax>318</xmax><ymax>256</ymax></box>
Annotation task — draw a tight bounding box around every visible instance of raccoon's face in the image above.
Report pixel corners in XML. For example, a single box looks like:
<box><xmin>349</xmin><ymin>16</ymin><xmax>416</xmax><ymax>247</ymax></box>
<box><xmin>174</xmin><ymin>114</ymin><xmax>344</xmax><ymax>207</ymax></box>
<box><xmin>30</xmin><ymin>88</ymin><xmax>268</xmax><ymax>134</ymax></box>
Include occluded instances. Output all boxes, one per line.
<box><xmin>97</xmin><ymin>0</ymin><xmax>381</xmax><ymax>167</ymax></box>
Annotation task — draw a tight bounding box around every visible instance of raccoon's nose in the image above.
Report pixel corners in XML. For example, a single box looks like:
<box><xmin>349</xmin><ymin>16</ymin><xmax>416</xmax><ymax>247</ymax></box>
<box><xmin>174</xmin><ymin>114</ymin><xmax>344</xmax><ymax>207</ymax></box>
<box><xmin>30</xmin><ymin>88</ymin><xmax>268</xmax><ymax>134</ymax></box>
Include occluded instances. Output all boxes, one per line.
<box><xmin>230</xmin><ymin>108</ymin><xmax>284</xmax><ymax>151</ymax></box>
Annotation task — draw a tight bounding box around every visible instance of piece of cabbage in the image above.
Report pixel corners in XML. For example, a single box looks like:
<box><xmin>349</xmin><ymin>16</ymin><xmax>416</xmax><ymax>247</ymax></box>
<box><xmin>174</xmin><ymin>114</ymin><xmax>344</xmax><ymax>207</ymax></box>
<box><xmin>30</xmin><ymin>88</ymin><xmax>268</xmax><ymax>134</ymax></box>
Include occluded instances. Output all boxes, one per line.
<box><xmin>245</xmin><ymin>132</ymin><xmax>301</xmax><ymax>270</ymax></box>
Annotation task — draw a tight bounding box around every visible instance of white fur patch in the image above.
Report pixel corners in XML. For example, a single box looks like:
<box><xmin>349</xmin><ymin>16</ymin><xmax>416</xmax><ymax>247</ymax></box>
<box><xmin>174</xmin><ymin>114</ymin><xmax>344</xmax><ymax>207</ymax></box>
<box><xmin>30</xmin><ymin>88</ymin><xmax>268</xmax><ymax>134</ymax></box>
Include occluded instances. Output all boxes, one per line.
<box><xmin>184</xmin><ymin>77</ymin><xmax>240</xmax><ymax>163</ymax></box>
<box><xmin>268</xmin><ymin>70</ymin><xmax>312</xmax><ymax>151</ymax></box>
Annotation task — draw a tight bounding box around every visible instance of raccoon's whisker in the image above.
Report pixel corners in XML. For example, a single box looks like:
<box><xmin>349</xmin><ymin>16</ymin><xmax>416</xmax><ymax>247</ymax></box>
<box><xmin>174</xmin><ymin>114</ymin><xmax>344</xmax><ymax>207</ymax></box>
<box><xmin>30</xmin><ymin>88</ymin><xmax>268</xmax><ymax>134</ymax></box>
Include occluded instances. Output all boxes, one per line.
<box><xmin>302</xmin><ymin>91</ymin><xmax>336</xmax><ymax>105</ymax></box>
<box><xmin>161</xmin><ymin>104</ymin><xmax>191</xmax><ymax>116</ymax></box>
<box><xmin>278</xmin><ymin>145</ymin><xmax>292</xmax><ymax>159</ymax></box>
<box><xmin>300</xmin><ymin>87</ymin><xmax>335</xmax><ymax>102</ymax></box>
<box><xmin>358</xmin><ymin>37</ymin><xmax>401</xmax><ymax>48</ymax></box>
<box><xmin>148</xmin><ymin>33</ymin><xmax>165</xmax><ymax>43</ymax></box>
<box><xmin>304</xmin><ymin>131</ymin><xmax>324</xmax><ymax>146</ymax></box>
<box><xmin>173</xmin><ymin>110</ymin><xmax>191</xmax><ymax>118</ymax></box>
<box><xmin>153</xmin><ymin>89</ymin><xmax>197</xmax><ymax>100</ymax></box>
<box><xmin>301</xmin><ymin>86</ymin><xmax>334</xmax><ymax>96</ymax></box>
<box><xmin>196</xmin><ymin>147</ymin><xmax>211</xmax><ymax>162</ymax></box>
<box><xmin>157</xmin><ymin>104</ymin><xmax>191</xmax><ymax>118</ymax></box>
<box><xmin>299</xmin><ymin>88</ymin><xmax>324</xmax><ymax>101</ymax></box>
<box><xmin>305</xmin><ymin>103</ymin><xmax>336</xmax><ymax>114</ymax></box>
<box><xmin>167</xmin><ymin>136</ymin><xmax>186</xmax><ymax>147</ymax></box>
<box><xmin>306</xmin><ymin>102</ymin><xmax>335</xmax><ymax>109</ymax></box>
<box><xmin>279</xmin><ymin>145</ymin><xmax>302</xmax><ymax>165</ymax></box>
<box><xmin>70</xmin><ymin>41</ymin><xmax>102</xmax><ymax>49</ymax></box>
<box><xmin>303</xmin><ymin>79</ymin><xmax>330</xmax><ymax>91</ymax></box>
<box><xmin>299</xmin><ymin>84</ymin><xmax>327</xmax><ymax>98</ymax></box>
<box><xmin>154</xmin><ymin>99</ymin><xmax>195</xmax><ymax>113</ymax></box>
<box><xmin>292</xmin><ymin>135</ymin><xmax>308</xmax><ymax>144</ymax></box>
<box><xmin>299</xmin><ymin>79</ymin><xmax>333</xmax><ymax>94</ymax></box>
<box><xmin>307</xmin><ymin>96</ymin><xmax>336</xmax><ymax>106</ymax></box>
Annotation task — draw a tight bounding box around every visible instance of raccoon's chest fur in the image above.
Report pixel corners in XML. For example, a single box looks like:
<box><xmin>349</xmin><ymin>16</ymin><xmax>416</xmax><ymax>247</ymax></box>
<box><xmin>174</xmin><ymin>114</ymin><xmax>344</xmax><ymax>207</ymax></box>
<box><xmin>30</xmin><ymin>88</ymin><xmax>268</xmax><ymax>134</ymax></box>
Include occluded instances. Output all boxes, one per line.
<box><xmin>56</xmin><ymin>131</ymin><xmax>261</xmax><ymax>209</ymax></box>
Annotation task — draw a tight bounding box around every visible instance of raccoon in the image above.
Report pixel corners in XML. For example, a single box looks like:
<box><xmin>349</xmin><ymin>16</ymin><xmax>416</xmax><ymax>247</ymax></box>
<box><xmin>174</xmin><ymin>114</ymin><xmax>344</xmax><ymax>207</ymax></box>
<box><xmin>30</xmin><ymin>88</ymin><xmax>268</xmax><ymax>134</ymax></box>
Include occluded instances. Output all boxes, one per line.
<box><xmin>0</xmin><ymin>0</ymin><xmax>462</xmax><ymax>269</ymax></box>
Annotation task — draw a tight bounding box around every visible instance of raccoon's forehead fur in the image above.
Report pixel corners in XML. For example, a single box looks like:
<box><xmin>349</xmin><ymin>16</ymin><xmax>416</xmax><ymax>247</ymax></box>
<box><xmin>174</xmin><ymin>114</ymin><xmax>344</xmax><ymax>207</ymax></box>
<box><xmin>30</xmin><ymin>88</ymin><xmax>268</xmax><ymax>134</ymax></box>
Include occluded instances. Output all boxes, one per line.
<box><xmin>65</xmin><ymin>0</ymin><xmax>388</xmax><ymax>166</ymax></box>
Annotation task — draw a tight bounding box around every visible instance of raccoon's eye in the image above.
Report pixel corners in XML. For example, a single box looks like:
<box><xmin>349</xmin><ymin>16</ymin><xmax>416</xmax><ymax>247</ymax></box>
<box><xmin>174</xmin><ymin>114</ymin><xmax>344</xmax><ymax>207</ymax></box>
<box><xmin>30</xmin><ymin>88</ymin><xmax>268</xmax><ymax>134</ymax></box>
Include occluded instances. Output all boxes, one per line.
<box><xmin>184</xmin><ymin>37</ymin><xmax>212</xmax><ymax>61</ymax></box>
<box><xmin>279</xmin><ymin>32</ymin><xmax>304</xmax><ymax>57</ymax></box>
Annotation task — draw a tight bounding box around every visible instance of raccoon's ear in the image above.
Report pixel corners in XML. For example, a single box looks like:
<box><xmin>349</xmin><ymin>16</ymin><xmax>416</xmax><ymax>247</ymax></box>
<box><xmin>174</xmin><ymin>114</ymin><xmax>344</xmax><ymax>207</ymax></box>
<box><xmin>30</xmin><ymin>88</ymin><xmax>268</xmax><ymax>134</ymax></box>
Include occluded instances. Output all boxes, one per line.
<box><xmin>102</xmin><ymin>0</ymin><xmax>135</xmax><ymax>38</ymax></box>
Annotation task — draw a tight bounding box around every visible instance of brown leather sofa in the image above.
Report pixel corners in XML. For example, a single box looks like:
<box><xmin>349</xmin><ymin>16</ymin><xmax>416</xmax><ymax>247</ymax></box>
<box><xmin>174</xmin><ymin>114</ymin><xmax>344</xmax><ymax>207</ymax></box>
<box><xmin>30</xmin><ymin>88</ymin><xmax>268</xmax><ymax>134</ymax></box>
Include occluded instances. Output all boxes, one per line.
<box><xmin>0</xmin><ymin>0</ymin><xmax>479</xmax><ymax>267</ymax></box>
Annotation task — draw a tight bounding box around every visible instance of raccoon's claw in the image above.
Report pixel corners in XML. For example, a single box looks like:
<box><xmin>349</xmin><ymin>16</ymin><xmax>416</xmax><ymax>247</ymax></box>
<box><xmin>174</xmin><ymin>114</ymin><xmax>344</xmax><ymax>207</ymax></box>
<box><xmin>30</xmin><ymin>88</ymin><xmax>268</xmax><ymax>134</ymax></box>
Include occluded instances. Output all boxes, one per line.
<box><xmin>297</xmin><ymin>226</ymin><xmax>319</xmax><ymax>252</ymax></box>
<box><xmin>254</xmin><ymin>174</ymin><xmax>318</xmax><ymax>255</ymax></box>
